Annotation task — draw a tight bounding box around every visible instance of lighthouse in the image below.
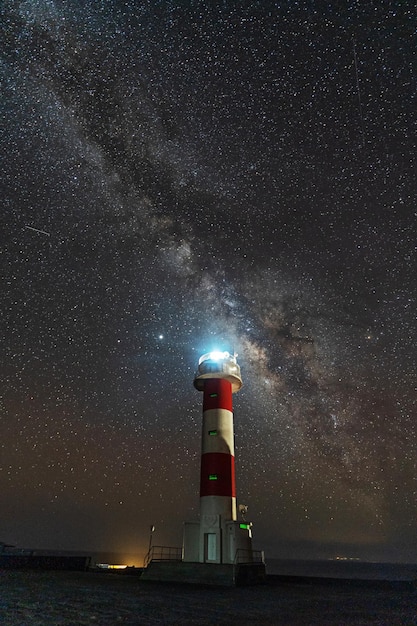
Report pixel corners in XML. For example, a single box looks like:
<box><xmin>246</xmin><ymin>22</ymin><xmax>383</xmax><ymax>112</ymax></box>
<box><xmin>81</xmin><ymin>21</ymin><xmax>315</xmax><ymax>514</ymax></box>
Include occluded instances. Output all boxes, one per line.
<box><xmin>142</xmin><ymin>350</ymin><xmax>265</xmax><ymax>585</ymax></box>
<box><xmin>183</xmin><ymin>351</ymin><xmax>254</xmax><ymax>565</ymax></box>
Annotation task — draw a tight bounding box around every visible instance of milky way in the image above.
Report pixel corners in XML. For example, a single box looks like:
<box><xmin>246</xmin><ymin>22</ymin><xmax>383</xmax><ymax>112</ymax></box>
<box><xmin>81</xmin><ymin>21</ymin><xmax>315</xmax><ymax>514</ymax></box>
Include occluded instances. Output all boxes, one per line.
<box><xmin>2</xmin><ymin>1</ymin><xmax>416</xmax><ymax>563</ymax></box>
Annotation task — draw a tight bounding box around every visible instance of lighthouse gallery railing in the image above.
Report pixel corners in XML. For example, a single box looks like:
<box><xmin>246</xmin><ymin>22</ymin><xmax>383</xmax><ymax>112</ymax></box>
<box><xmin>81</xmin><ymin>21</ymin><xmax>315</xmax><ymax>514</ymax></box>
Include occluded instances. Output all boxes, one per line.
<box><xmin>143</xmin><ymin>545</ymin><xmax>182</xmax><ymax>568</ymax></box>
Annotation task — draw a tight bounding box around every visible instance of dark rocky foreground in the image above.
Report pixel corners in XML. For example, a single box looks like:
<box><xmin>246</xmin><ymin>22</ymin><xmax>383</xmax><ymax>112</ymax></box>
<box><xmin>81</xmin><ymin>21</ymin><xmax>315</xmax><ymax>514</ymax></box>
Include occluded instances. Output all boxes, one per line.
<box><xmin>0</xmin><ymin>570</ymin><xmax>415</xmax><ymax>625</ymax></box>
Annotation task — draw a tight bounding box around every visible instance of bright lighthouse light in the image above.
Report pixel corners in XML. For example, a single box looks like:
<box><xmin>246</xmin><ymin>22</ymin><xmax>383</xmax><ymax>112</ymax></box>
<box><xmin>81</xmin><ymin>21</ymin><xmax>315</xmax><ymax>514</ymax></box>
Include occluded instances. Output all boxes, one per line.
<box><xmin>209</xmin><ymin>351</ymin><xmax>227</xmax><ymax>362</ymax></box>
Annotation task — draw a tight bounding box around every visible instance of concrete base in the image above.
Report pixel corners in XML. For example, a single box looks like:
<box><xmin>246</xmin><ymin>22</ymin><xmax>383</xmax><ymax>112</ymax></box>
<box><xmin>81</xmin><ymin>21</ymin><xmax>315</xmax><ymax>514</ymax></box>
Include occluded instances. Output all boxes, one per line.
<box><xmin>141</xmin><ymin>561</ymin><xmax>266</xmax><ymax>587</ymax></box>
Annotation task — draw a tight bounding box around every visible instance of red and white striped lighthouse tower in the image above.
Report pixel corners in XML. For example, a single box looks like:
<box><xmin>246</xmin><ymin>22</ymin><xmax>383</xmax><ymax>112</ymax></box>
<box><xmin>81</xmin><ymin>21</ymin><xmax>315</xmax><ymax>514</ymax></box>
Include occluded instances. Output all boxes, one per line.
<box><xmin>183</xmin><ymin>351</ymin><xmax>254</xmax><ymax>565</ymax></box>
<box><xmin>194</xmin><ymin>352</ymin><xmax>241</xmax><ymax>526</ymax></box>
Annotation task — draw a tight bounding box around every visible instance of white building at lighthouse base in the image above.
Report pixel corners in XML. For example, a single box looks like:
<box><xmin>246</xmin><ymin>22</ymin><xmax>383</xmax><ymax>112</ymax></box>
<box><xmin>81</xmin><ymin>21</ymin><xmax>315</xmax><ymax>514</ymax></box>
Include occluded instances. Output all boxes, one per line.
<box><xmin>182</xmin><ymin>517</ymin><xmax>253</xmax><ymax>565</ymax></box>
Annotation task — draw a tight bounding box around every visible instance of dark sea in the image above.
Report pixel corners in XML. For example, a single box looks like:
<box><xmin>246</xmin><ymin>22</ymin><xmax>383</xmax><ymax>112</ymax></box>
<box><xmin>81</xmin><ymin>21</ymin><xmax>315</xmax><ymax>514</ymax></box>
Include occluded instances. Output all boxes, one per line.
<box><xmin>265</xmin><ymin>558</ymin><xmax>417</xmax><ymax>581</ymax></box>
<box><xmin>22</xmin><ymin>549</ymin><xmax>417</xmax><ymax>582</ymax></box>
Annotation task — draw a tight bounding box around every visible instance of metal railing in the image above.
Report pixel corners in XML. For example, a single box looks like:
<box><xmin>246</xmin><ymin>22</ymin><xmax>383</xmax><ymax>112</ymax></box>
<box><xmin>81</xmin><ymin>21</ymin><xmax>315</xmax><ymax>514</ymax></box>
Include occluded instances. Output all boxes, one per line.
<box><xmin>143</xmin><ymin>545</ymin><xmax>182</xmax><ymax>568</ymax></box>
<box><xmin>233</xmin><ymin>549</ymin><xmax>266</xmax><ymax>584</ymax></box>
<box><xmin>234</xmin><ymin>548</ymin><xmax>265</xmax><ymax>565</ymax></box>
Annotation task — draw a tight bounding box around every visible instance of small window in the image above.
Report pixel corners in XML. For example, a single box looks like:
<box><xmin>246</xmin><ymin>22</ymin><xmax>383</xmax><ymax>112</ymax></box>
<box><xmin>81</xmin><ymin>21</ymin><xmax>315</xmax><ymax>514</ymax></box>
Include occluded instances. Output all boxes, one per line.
<box><xmin>208</xmin><ymin>429</ymin><xmax>218</xmax><ymax>436</ymax></box>
<box><xmin>208</xmin><ymin>474</ymin><xmax>218</xmax><ymax>481</ymax></box>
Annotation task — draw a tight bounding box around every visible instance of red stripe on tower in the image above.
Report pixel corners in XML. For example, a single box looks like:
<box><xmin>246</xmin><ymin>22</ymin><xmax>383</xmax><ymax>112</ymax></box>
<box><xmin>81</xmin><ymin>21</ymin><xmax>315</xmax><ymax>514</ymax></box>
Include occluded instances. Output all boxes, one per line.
<box><xmin>200</xmin><ymin>452</ymin><xmax>236</xmax><ymax>497</ymax></box>
<box><xmin>202</xmin><ymin>378</ymin><xmax>233</xmax><ymax>412</ymax></box>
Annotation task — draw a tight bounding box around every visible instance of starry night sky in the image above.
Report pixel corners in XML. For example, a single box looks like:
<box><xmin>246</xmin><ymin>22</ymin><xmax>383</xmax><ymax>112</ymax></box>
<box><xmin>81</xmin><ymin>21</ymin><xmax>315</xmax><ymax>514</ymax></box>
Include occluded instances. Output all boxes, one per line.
<box><xmin>2</xmin><ymin>1</ymin><xmax>416</xmax><ymax>564</ymax></box>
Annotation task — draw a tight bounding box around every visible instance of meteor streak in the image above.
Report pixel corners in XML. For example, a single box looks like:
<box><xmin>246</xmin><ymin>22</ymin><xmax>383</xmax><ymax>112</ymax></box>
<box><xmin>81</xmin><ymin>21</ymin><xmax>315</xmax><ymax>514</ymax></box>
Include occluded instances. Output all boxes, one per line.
<box><xmin>25</xmin><ymin>225</ymin><xmax>51</xmax><ymax>236</ymax></box>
